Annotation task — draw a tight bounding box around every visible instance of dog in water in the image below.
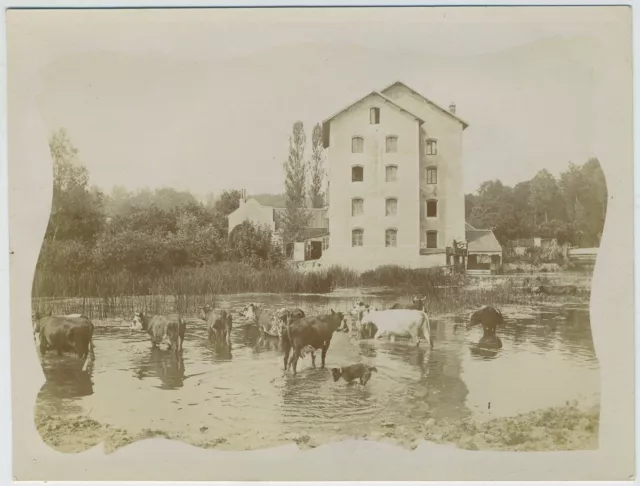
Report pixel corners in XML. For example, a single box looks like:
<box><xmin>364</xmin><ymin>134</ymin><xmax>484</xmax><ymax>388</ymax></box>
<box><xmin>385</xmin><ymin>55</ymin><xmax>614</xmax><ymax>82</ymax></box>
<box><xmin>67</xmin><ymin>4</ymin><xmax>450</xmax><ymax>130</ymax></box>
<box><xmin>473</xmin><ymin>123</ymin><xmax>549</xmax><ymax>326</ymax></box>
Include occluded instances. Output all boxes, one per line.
<box><xmin>331</xmin><ymin>363</ymin><xmax>378</xmax><ymax>386</ymax></box>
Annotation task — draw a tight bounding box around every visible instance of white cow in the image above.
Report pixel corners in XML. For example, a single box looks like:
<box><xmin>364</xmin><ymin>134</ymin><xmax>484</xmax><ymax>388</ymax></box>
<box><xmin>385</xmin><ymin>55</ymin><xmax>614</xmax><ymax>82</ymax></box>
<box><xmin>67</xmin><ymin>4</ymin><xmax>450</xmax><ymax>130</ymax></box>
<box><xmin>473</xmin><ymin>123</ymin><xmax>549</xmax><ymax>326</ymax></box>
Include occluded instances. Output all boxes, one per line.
<box><xmin>359</xmin><ymin>308</ymin><xmax>432</xmax><ymax>348</ymax></box>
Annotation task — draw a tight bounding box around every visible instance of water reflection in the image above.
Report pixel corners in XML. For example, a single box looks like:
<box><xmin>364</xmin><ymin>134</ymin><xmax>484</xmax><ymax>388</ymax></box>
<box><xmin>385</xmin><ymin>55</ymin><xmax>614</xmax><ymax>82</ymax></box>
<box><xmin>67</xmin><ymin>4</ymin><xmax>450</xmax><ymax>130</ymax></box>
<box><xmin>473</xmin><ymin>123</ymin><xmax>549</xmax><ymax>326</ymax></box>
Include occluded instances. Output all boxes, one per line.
<box><xmin>135</xmin><ymin>347</ymin><xmax>186</xmax><ymax>390</ymax></box>
<box><xmin>40</xmin><ymin>357</ymin><xmax>95</xmax><ymax>399</ymax></box>
<box><xmin>35</xmin><ymin>293</ymin><xmax>599</xmax><ymax>445</ymax></box>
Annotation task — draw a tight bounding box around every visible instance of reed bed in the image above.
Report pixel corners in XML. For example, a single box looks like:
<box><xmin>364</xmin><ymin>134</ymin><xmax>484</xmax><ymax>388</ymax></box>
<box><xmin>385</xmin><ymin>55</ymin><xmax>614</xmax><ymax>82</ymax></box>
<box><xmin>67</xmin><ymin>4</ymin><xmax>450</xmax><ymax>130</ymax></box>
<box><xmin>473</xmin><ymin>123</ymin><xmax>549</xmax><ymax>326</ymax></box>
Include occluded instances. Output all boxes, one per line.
<box><xmin>31</xmin><ymin>262</ymin><xmax>587</xmax><ymax>321</ymax></box>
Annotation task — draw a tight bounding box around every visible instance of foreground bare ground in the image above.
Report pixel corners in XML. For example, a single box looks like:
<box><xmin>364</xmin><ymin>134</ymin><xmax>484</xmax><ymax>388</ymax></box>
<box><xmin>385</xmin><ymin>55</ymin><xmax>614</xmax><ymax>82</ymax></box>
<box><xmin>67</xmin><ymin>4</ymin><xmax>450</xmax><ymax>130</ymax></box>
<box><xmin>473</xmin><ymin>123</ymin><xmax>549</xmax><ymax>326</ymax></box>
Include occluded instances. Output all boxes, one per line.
<box><xmin>35</xmin><ymin>403</ymin><xmax>599</xmax><ymax>454</ymax></box>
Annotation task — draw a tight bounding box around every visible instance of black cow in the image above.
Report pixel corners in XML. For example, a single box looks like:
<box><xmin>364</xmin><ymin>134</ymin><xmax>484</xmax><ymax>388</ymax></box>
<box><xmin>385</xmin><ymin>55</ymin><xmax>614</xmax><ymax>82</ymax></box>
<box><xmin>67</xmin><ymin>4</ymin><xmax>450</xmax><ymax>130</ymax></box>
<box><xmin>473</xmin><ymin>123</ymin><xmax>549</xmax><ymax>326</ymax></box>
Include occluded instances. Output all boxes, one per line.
<box><xmin>469</xmin><ymin>305</ymin><xmax>504</xmax><ymax>334</ymax></box>
<box><xmin>34</xmin><ymin>311</ymin><xmax>95</xmax><ymax>370</ymax></box>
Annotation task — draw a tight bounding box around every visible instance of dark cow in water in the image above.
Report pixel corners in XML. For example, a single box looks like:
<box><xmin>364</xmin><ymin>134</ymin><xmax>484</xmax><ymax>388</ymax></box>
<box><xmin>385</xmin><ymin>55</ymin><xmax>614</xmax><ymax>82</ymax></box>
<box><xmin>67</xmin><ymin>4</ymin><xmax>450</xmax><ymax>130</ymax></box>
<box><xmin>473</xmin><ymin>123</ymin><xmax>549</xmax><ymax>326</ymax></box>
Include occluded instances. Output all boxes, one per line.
<box><xmin>469</xmin><ymin>305</ymin><xmax>505</xmax><ymax>334</ymax></box>
<box><xmin>282</xmin><ymin>309</ymin><xmax>346</xmax><ymax>375</ymax></box>
<box><xmin>536</xmin><ymin>285</ymin><xmax>579</xmax><ymax>296</ymax></box>
<box><xmin>469</xmin><ymin>305</ymin><xmax>504</xmax><ymax>350</ymax></box>
<box><xmin>199</xmin><ymin>305</ymin><xmax>232</xmax><ymax>346</ymax></box>
<box><xmin>33</xmin><ymin>311</ymin><xmax>95</xmax><ymax>370</ymax></box>
<box><xmin>131</xmin><ymin>312</ymin><xmax>186</xmax><ymax>355</ymax></box>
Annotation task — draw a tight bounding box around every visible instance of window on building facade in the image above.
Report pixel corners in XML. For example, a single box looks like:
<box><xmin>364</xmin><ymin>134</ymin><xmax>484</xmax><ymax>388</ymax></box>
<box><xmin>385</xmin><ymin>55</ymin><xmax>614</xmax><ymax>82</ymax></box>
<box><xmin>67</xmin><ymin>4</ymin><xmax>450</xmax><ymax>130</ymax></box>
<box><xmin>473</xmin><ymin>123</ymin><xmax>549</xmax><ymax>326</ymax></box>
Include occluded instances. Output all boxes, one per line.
<box><xmin>352</xmin><ymin>228</ymin><xmax>364</xmax><ymax>247</ymax></box>
<box><xmin>352</xmin><ymin>165</ymin><xmax>364</xmax><ymax>182</ymax></box>
<box><xmin>426</xmin><ymin>199</ymin><xmax>438</xmax><ymax>218</ymax></box>
<box><xmin>426</xmin><ymin>139</ymin><xmax>438</xmax><ymax>155</ymax></box>
<box><xmin>385</xmin><ymin>198</ymin><xmax>398</xmax><ymax>216</ymax></box>
<box><xmin>352</xmin><ymin>136</ymin><xmax>364</xmax><ymax>153</ymax></box>
<box><xmin>386</xmin><ymin>136</ymin><xmax>398</xmax><ymax>153</ymax></box>
<box><xmin>426</xmin><ymin>231</ymin><xmax>438</xmax><ymax>249</ymax></box>
<box><xmin>370</xmin><ymin>107</ymin><xmax>380</xmax><ymax>124</ymax></box>
<box><xmin>385</xmin><ymin>229</ymin><xmax>398</xmax><ymax>247</ymax></box>
<box><xmin>322</xmin><ymin>236</ymin><xmax>329</xmax><ymax>251</ymax></box>
<box><xmin>352</xmin><ymin>198</ymin><xmax>364</xmax><ymax>217</ymax></box>
<box><xmin>427</xmin><ymin>167</ymin><xmax>437</xmax><ymax>184</ymax></box>
<box><xmin>385</xmin><ymin>165</ymin><xmax>398</xmax><ymax>182</ymax></box>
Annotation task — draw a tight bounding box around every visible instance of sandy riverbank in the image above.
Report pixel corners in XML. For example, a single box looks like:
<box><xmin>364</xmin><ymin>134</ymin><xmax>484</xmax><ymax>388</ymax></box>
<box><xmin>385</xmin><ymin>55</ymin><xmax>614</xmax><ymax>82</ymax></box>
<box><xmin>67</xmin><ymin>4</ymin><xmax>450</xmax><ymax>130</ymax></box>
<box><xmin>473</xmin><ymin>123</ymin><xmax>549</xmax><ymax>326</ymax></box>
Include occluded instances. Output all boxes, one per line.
<box><xmin>35</xmin><ymin>402</ymin><xmax>599</xmax><ymax>454</ymax></box>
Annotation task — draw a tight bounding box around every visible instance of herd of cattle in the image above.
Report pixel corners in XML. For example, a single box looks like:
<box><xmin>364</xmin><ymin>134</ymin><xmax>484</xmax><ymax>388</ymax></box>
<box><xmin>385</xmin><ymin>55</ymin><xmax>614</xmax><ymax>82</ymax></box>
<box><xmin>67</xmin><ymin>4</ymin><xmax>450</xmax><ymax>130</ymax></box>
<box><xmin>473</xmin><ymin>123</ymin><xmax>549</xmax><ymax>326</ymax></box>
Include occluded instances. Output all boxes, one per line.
<box><xmin>31</xmin><ymin>295</ymin><xmax>507</xmax><ymax>383</ymax></box>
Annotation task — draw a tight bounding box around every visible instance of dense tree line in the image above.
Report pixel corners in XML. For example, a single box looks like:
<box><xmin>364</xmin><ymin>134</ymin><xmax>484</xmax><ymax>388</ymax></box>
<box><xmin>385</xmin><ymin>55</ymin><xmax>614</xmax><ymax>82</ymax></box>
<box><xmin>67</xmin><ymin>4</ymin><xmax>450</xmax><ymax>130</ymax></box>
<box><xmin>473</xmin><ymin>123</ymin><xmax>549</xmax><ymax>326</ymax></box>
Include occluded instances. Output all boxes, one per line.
<box><xmin>37</xmin><ymin>130</ymin><xmax>284</xmax><ymax>279</ymax></box>
<box><xmin>37</xmin><ymin>128</ymin><xmax>606</xmax><ymax>283</ymax></box>
<box><xmin>465</xmin><ymin>160</ymin><xmax>607</xmax><ymax>247</ymax></box>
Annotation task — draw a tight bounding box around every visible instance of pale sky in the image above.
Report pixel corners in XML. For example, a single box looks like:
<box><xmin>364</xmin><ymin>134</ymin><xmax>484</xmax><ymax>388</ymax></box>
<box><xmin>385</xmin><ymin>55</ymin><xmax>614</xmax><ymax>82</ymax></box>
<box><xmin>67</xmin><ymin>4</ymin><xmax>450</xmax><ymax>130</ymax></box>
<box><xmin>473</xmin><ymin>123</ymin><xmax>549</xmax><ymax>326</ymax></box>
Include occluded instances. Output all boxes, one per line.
<box><xmin>7</xmin><ymin>6</ymin><xmax>632</xmax><ymax>198</ymax></box>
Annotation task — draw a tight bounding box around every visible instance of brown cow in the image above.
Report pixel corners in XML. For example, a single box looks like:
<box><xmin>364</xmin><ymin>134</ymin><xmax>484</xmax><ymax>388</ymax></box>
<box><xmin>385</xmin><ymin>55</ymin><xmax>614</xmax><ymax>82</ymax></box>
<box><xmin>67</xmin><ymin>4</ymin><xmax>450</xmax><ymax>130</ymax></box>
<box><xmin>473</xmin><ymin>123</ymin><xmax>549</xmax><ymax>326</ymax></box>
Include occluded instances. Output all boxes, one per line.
<box><xmin>282</xmin><ymin>309</ymin><xmax>346</xmax><ymax>375</ymax></box>
<box><xmin>240</xmin><ymin>303</ymin><xmax>305</xmax><ymax>337</ymax></box>
<box><xmin>389</xmin><ymin>295</ymin><xmax>427</xmax><ymax>311</ymax></box>
<box><xmin>132</xmin><ymin>312</ymin><xmax>186</xmax><ymax>355</ymax></box>
<box><xmin>469</xmin><ymin>305</ymin><xmax>505</xmax><ymax>334</ymax></box>
<box><xmin>34</xmin><ymin>311</ymin><xmax>95</xmax><ymax>371</ymax></box>
<box><xmin>200</xmin><ymin>305</ymin><xmax>232</xmax><ymax>346</ymax></box>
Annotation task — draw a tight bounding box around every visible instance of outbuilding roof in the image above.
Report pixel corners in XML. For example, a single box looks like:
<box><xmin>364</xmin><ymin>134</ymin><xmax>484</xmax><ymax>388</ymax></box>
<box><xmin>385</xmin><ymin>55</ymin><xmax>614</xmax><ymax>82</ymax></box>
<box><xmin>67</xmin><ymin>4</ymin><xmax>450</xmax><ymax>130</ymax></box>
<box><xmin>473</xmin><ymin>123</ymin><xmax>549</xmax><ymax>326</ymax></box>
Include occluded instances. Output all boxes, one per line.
<box><xmin>466</xmin><ymin>229</ymin><xmax>503</xmax><ymax>253</ymax></box>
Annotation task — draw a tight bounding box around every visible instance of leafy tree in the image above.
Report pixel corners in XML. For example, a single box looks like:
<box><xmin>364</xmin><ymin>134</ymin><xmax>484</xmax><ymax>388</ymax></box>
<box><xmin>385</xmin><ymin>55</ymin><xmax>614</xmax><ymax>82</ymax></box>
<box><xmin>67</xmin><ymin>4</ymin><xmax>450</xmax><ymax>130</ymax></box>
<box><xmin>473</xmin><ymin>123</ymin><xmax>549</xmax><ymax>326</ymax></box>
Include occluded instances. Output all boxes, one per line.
<box><xmin>308</xmin><ymin>123</ymin><xmax>326</xmax><ymax>208</ymax></box>
<box><xmin>46</xmin><ymin>128</ymin><xmax>105</xmax><ymax>243</ymax></box>
<box><xmin>214</xmin><ymin>189</ymin><xmax>242</xmax><ymax>217</ymax></box>
<box><xmin>227</xmin><ymin>221</ymin><xmax>283</xmax><ymax>269</ymax></box>
<box><xmin>465</xmin><ymin>193</ymin><xmax>479</xmax><ymax>220</ymax></box>
<box><xmin>529</xmin><ymin>169</ymin><xmax>565</xmax><ymax>225</ymax></box>
<box><xmin>281</xmin><ymin>121</ymin><xmax>311</xmax><ymax>243</ymax></box>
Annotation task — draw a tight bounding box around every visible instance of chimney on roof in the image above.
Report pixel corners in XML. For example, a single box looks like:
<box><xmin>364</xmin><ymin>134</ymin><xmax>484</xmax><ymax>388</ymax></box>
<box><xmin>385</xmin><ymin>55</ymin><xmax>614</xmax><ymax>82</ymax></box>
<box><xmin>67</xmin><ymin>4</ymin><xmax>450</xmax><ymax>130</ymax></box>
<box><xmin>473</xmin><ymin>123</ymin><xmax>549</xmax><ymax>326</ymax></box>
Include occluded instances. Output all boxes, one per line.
<box><xmin>449</xmin><ymin>102</ymin><xmax>456</xmax><ymax>114</ymax></box>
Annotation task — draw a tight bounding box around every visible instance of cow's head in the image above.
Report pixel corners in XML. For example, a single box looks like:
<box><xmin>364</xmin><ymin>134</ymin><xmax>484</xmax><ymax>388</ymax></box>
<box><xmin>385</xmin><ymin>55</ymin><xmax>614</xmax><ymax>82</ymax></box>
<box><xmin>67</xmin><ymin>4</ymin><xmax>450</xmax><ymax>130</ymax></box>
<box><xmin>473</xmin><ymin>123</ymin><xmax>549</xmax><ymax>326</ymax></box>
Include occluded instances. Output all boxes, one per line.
<box><xmin>412</xmin><ymin>295</ymin><xmax>427</xmax><ymax>309</ymax></box>
<box><xmin>199</xmin><ymin>304</ymin><xmax>213</xmax><ymax>321</ymax></box>
<box><xmin>349</xmin><ymin>301</ymin><xmax>368</xmax><ymax>316</ymax></box>
<box><xmin>157</xmin><ymin>336</ymin><xmax>172</xmax><ymax>351</ymax></box>
<box><xmin>131</xmin><ymin>311</ymin><xmax>149</xmax><ymax>331</ymax></box>
<box><xmin>32</xmin><ymin>310</ymin><xmax>41</xmax><ymax>333</ymax></box>
<box><xmin>31</xmin><ymin>309</ymin><xmax>52</xmax><ymax>333</ymax></box>
<box><xmin>331</xmin><ymin>368</ymin><xmax>343</xmax><ymax>382</ymax></box>
<box><xmin>240</xmin><ymin>303</ymin><xmax>261</xmax><ymax>322</ymax></box>
<box><xmin>328</xmin><ymin>309</ymin><xmax>347</xmax><ymax>331</ymax></box>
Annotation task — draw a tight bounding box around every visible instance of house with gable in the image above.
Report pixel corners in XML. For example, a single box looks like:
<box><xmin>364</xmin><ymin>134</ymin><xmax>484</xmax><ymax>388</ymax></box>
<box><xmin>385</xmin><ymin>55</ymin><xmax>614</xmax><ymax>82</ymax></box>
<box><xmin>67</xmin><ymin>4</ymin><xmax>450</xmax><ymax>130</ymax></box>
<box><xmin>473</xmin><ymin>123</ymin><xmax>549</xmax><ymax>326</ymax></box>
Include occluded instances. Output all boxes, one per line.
<box><xmin>319</xmin><ymin>81</ymin><xmax>469</xmax><ymax>271</ymax></box>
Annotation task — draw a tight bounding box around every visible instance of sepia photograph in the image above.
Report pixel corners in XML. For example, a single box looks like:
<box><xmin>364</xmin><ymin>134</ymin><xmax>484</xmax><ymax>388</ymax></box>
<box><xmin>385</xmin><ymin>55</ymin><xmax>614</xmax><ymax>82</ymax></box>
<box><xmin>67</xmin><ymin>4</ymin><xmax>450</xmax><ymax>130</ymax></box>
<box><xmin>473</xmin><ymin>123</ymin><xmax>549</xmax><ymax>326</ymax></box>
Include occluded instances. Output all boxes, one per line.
<box><xmin>5</xmin><ymin>4</ymin><xmax>635</xmax><ymax>481</ymax></box>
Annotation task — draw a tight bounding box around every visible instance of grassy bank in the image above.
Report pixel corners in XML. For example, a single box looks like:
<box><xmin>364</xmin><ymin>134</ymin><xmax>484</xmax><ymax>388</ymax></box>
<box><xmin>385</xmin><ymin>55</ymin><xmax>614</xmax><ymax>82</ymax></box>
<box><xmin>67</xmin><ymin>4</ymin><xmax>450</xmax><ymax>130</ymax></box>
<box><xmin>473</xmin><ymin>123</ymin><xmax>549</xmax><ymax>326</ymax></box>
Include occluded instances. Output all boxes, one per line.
<box><xmin>35</xmin><ymin>403</ymin><xmax>598</xmax><ymax>454</ymax></box>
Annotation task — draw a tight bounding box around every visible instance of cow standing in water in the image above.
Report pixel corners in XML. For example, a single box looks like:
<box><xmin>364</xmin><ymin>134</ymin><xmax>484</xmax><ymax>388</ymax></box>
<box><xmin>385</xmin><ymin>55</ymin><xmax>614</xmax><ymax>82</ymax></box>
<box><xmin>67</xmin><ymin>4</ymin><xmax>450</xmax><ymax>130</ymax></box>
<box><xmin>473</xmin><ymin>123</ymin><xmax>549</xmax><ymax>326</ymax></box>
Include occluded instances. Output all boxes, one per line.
<box><xmin>33</xmin><ymin>311</ymin><xmax>95</xmax><ymax>371</ymax></box>
<box><xmin>469</xmin><ymin>305</ymin><xmax>504</xmax><ymax>349</ymax></box>
<box><xmin>240</xmin><ymin>303</ymin><xmax>305</xmax><ymax>337</ymax></box>
<box><xmin>131</xmin><ymin>312</ymin><xmax>186</xmax><ymax>355</ymax></box>
<box><xmin>351</xmin><ymin>302</ymin><xmax>433</xmax><ymax>348</ymax></box>
<box><xmin>199</xmin><ymin>305</ymin><xmax>232</xmax><ymax>347</ymax></box>
<box><xmin>282</xmin><ymin>309</ymin><xmax>346</xmax><ymax>375</ymax></box>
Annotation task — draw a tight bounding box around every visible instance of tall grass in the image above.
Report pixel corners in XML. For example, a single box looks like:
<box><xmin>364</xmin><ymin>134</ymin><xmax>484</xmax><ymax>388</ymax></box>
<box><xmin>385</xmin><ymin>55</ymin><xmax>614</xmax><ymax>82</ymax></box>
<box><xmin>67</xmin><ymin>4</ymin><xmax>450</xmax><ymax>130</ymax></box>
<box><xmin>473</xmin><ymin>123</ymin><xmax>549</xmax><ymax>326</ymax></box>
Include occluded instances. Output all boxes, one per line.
<box><xmin>34</xmin><ymin>263</ymin><xmax>453</xmax><ymax>298</ymax></box>
<box><xmin>32</xmin><ymin>262</ymin><xmax>586</xmax><ymax>321</ymax></box>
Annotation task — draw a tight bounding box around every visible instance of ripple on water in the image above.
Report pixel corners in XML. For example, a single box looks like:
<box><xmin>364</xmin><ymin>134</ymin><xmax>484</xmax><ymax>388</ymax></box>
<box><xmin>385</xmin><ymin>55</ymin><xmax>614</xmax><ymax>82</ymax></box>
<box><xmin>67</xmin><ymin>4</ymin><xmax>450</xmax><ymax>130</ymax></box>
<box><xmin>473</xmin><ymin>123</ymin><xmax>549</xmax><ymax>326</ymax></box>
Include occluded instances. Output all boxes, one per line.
<box><xmin>35</xmin><ymin>297</ymin><xmax>600</xmax><ymax>444</ymax></box>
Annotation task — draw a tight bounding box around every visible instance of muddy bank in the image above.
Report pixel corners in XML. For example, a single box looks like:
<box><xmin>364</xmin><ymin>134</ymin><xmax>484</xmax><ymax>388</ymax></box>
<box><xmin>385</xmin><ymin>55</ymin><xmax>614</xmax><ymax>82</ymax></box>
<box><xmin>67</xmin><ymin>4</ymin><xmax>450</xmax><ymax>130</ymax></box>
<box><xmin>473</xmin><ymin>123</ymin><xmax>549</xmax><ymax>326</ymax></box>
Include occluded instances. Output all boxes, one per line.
<box><xmin>35</xmin><ymin>403</ymin><xmax>599</xmax><ymax>454</ymax></box>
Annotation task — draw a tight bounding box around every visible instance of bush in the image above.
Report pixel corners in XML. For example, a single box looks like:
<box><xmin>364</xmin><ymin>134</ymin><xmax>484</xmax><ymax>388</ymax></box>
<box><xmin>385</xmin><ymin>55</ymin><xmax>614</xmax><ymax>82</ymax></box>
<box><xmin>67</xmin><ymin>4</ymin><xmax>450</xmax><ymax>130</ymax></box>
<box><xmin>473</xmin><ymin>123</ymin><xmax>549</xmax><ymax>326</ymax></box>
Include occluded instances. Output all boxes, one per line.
<box><xmin>227</xmin><ymin>221</ymin><xmax>284</xmax><ymax>269</ymax></box>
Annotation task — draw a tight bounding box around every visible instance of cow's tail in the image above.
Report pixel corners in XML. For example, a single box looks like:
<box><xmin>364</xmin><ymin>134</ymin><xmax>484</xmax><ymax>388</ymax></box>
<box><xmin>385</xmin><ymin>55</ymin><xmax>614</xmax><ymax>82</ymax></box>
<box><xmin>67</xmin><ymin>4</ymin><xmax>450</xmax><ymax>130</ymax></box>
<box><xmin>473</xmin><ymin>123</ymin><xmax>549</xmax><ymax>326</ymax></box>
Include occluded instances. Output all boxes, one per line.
<box><xmin>421</xmin><ymin>311</ymin><xmax>433</xmax><ymax>349</ymax></box>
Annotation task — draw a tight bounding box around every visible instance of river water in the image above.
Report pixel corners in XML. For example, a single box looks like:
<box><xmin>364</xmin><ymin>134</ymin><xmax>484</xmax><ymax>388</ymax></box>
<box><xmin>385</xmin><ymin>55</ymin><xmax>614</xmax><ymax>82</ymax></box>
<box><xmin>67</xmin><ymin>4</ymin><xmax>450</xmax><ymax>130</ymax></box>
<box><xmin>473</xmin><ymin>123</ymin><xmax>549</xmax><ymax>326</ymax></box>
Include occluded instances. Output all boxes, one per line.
<box><xmin>35</xmin><ymin>291</ymin><xmax>600</xmax><ymax>450</ymax></box>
